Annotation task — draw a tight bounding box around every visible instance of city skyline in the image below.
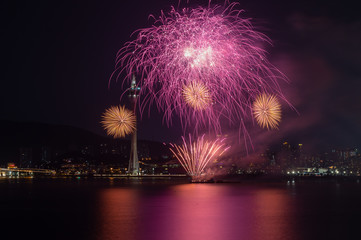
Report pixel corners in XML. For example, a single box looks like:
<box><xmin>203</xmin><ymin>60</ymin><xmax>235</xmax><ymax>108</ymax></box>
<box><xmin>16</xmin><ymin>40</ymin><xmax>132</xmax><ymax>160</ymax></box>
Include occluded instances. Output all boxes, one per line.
<box><xmin>1</xmin><ymin>119</ymin><xmax>359</xmax><ymax>176</ymax></box>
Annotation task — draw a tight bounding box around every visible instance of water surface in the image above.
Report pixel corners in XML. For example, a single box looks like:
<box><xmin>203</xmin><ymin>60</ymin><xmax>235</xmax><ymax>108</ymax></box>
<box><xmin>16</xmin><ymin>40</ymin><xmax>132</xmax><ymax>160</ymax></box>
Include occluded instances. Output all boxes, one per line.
<box><xmin>1</xmin><ymin>178</ymin><xmax>360</xmax><ymax>240</ymax></box>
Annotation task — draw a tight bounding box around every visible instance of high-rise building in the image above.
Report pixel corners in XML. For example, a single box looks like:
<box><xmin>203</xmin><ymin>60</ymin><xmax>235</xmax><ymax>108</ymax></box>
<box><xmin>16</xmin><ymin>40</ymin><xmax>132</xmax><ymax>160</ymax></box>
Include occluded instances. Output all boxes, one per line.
<box><xmin>40</xmin><ymin>146</ymin><xmax>51</xmax><ymax>168</ymax></box>
<box><xmin>19</xmin><ymin>147</ymin><xmax>32</xmax><ymax>168</ymax></box>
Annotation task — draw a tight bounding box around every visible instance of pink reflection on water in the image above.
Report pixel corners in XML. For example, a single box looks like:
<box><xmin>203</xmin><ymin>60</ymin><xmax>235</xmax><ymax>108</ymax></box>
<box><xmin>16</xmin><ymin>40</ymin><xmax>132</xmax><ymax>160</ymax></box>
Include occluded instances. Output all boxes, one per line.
<box><xmin>95</xmin><ymin>184</ymin><xmax>298</xmax><ymax>240</ymax></box>
<box><xmin>252</xmin><ymin>188</ymin><xmax>300</xmax><ymax>240</ymax></box>
<box><xmin>139</xmin><ymin>184</ymin><xmax>255</xmax><ymax>240</ymax></box>
<box><xmin>96</xmin><ymin>188</ymin><xmax>139</xmax><ymax>240</ymax></box>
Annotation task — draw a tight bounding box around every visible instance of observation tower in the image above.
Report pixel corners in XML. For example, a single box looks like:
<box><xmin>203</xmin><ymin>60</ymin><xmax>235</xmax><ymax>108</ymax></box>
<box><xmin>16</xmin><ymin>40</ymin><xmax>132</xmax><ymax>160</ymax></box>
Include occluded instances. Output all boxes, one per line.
<box><xmin>128</xmin><ymin>75</ymin><xmax>140</xmax><ymax>175</ymax></box>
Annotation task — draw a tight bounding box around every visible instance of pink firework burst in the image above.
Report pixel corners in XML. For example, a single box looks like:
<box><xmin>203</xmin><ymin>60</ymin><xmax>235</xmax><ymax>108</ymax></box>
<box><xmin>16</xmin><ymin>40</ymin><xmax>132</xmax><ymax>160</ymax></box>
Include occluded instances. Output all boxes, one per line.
<box><xmin>112</xmin><ymin>2</ymin><xmax>290</xmax><ymax>135</ymax></box>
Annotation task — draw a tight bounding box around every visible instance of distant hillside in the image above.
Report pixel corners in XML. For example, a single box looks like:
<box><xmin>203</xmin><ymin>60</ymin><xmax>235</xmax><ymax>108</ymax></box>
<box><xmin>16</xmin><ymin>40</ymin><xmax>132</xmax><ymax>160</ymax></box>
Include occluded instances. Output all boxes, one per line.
<box><xmin>0</xmin><ymin>120</ymin><xmax>108</xmax><ymax>147</ymax></box>
<box><xmin>0</xmin><ymin>120</ymin><xmax>170</xmax><ymax>166</ymax></box>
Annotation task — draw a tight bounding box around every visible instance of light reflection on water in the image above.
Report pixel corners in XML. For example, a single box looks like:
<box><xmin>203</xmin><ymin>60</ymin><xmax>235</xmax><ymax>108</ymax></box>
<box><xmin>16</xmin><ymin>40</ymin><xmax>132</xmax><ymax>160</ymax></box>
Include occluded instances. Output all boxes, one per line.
<box><xmin>97</xmin><ymin>188</ymin><xmax>140</xmax><ymax>240</ymax></box>
<box><xmin>96</xmin><ymin>184</ymin><xmax>299</xmax><ymax>240</ymax></box>
<box><xmin>3</xmin><ymin>178</ymin><xmax>360</xmax><ymax>240</ymax></box>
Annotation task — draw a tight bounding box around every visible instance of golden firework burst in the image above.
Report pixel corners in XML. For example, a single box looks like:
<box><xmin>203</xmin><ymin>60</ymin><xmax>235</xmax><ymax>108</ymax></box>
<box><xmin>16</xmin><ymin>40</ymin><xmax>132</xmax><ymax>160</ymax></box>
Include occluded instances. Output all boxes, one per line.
<box><xmin>101</xmin><ymin>105</ymin><xmax>136</xmax><ymax>138</ymax></box>
<box><xmin>253</xmin><ymin>93</ymin><xmax>281</xmax><ymax>130</ymax></box>
<box><xmin>182</xmin><ymin>82</ymin><xmax>212</xmax><ymax>110</ymax></box>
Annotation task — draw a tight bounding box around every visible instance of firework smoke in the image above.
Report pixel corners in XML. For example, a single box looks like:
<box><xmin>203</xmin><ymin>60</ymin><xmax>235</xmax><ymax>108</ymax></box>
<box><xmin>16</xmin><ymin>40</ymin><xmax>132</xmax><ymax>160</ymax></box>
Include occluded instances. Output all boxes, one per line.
<box><xmin>101</xmin><ymin>105</ymin><xmax>136</xmax><ymax>138</ymax></box>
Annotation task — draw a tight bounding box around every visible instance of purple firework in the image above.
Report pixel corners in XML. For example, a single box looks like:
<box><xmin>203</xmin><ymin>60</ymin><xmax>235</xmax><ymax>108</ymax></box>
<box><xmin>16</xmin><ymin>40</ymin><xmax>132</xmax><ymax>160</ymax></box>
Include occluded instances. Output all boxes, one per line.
<box><xmin>112</xmin><ymin>2</ymin><xmax>290</xmax><ymax>135</ymax></box>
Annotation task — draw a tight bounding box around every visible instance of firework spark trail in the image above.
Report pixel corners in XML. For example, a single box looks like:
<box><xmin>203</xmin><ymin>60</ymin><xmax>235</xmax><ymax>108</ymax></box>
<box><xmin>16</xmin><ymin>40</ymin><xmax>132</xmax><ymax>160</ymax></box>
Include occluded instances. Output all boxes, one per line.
<box><xmin>252</xmin><ymin>93</ymin><xmax>281</xmax><ymax>129</ymax></box>
<box><xmin>169</xmin><ymin>135</ymin><xmax>229</xmax><ymax>177</ymax></box>
<box><xmin>101</xmin><ymin>105</ymin><xmax>136</xmax><ymax>138</ymax></box>
<box><xmin>112</xmin><ymin>1</ymin><xmax>291</xmax><ymax>136</ymax></box>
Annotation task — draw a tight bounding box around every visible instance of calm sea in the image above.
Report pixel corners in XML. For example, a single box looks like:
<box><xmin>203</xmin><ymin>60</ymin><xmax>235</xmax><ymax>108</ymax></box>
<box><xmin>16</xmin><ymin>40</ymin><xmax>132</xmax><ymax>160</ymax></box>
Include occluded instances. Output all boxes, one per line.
<box><xmin>1</xmin><ymin>177</ymin><xmax>360</xmax><ymax>240</ymax></box>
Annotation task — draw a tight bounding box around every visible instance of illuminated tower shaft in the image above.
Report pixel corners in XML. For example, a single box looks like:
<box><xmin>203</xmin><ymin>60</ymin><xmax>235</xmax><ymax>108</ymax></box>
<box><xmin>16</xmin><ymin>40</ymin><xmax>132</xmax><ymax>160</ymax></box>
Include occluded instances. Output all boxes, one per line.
<box><xmin>128</xmin><ymin>75</ymin><xmax>140</xmax><ymax>175</ymax></box>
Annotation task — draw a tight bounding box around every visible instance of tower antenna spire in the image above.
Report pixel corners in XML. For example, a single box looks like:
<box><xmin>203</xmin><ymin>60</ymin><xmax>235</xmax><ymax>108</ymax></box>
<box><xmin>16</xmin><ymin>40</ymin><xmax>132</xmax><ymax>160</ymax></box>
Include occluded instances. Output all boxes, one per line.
<box><xmin>128</xmin><ymin>74</ymin><xmax>140</xmax><ymax>175</ymax></box>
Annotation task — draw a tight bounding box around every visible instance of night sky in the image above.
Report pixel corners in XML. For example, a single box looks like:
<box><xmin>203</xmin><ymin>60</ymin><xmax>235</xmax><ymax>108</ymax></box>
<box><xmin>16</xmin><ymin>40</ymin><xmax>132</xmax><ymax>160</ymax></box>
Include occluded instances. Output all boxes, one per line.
<box><xmin>2</xmin><ymin>0</ymin><xmax>360</xmax><ymax>151</ymax></box>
